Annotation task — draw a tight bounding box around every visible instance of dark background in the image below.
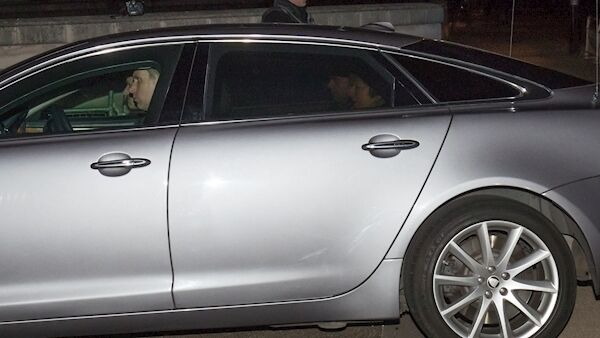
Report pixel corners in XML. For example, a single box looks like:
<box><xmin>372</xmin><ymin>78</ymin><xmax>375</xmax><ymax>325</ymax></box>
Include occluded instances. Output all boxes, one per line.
<box><xmin>0</xmin><ymin>0</ymin><xmax>411</xmax><ymax>18</ymax></box>
<box><xmin>0</xmin><ymin>0</ymin><xmax>585</xmax><ymax>19</ymax></box>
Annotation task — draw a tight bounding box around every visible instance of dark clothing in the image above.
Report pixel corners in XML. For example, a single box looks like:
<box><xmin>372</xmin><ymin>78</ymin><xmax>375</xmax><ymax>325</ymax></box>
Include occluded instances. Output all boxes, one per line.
<box><xmin>262</xmin><ymin>0</ymin><xmax>314</xmax><ymax>24</ymax></box>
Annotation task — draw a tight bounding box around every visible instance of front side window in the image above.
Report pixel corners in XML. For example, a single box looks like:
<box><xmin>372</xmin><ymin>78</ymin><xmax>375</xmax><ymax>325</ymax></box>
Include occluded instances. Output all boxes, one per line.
<box><xmin>197</xmin><ymin>42</ymin><xmax>414</xmax><ymax>121</ymax></box>
<box><xmin>0</xmin><ymin>44</ymin><xmax>183</xmax><ymax>138</ymax></box>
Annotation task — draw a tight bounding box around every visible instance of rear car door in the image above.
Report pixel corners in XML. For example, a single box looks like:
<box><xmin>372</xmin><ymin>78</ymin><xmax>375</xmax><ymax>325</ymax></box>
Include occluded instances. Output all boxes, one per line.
<box><xmin>0</xmin><ymin>42</ymin><xmax>193</xmax><ymax>321</ymax></box>
<box><xmin>168</xmin><ymin>40</ymin><xmax>451</xmax><ymax>307</ymax></box>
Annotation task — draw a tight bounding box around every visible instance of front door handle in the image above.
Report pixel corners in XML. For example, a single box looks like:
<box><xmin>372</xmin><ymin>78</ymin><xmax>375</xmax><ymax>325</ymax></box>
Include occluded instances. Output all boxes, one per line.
<box><xmin>91</xmin><ymin>153</ymin><xmax>151</xmax><ymax>177</ymax></box>
<box><xmin>362</xmin><ymin>134</ymin><xmax>419</xmax><ymax>158</ymax></box>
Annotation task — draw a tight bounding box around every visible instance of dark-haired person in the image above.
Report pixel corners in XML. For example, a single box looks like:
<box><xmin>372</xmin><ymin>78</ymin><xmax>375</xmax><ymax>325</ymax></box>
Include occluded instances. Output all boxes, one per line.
<box><xmin>262</xmin><ymin>0</ymin><xmax>315</xmax><ymax>24</ymax></box>
<box><xmin>327</xmin><ymin>72</ymin><xmax>353</xmax><ymax>110</ymax></box>
<box><xmin>347</xmin><ymin>74</ymin><xmax>385</xmax><ymax>110</ymax></box>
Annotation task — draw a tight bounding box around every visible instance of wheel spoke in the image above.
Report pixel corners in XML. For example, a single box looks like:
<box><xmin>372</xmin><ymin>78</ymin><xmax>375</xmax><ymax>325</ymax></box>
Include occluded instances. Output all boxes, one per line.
<box><xmin>496</xmin><ymin>226</ymin><xmax>523</xmax><ymax>270</ymax></box>
<box><xmin>468</xmin><ymin>296</ymin><xmax>493</xmax><ymax>338</ymax></box>
<box><xmin>441</xmin><ymin>288</ymin><xmax>481</xmax><ymax>318</ymax></box>
<box><xmin>431</xmin><ymin>219</ymin><xmax>564</xmax><ymax>338</ymax></box>
<box><xmin>434</xmin><ymin>274</ymin><xmax>481</xmax><ymax>287</ymax></box>
<box><xmin>509</xmin><ymin>279</ymin><xmax>558</xmax><ymax>294</ymax></box>
<box><xmin>507</xmin><ymin>249</ymin><xmax>551</xmax><ymax>277</ymax></box>
<box><xmin>494</xmin><ymin>298</ymin><xmax>515</xmax><ymax>338</ymax></box>
<box><xmin>477</xmin><ymin>222</ymin><xmax>495</xmax><ymax>267</ymax></box>
<box><xmin>448</xmin><ymin>241</ymin><xmax>485</xmax><ymax>274</ymax></box>
<box><xmin>506</xmin><ymin>292</ymin><xmax>543</xmax><ymax>327</ymax></box>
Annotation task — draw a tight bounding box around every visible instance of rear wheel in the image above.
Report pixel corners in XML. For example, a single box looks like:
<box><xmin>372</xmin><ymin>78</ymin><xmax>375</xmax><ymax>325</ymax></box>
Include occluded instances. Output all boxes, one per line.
<box><xmin>404</xmin><ymin>197</ymin><xmax>576</xmax><ymax>338</ymax></box>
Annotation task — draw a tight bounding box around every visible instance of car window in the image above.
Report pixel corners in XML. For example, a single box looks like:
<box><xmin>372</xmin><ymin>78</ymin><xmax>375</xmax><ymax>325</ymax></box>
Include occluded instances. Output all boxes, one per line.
<box><xmin>192</xmin><ymin>43</ymin><xmax>417</xmax><ymax>122</ymax></box>
<box><xmin>0</xmin><ymin>44</ymin><xmax>183</xmax><ymax>138</ymax></box>
<box><xmin>405</xmin><ymin>39</ymin><xmax>590</xmax><ymax>90</ymax></box>
<box><xmin>390</xmin><ymin>54</ymin><xmax>522</xmax><ymax>103</ymax></box>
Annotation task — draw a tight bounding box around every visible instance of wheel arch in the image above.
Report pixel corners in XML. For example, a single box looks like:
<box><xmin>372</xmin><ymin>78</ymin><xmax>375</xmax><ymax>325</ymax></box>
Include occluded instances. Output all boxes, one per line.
<box><xmin>393</xmin><ymin>186</ymin><xmax>596</xmax><ymax>294</ymax></box>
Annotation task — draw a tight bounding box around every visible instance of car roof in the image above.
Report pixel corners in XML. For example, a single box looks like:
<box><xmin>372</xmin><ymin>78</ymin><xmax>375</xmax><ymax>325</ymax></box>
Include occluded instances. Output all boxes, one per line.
<box><xmin>0</xmin><ymin>23</ymin><xmax>424</xmax><ymax>86</ymax></box>
<box><xmin>87</xmin><ymin>23</ymin><xmax>424</xmax><ymax>48</ymax></box>
<box><xmin>1</xmin><ymin>23</ymin><xmax>588</xmax><ymax>92</ymax></box>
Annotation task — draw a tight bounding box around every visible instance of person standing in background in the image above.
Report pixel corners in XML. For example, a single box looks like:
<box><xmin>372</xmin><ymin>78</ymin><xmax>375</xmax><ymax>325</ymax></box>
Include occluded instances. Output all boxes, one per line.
<box><xmin>262</xmin><ymin>0</ymin><xmax>315</xmax><ymax>24</ymax></box>
<box><xmin>570</xmin><ymin>0</ymin><xmax>582</xmax><ymax>54</ymax></box>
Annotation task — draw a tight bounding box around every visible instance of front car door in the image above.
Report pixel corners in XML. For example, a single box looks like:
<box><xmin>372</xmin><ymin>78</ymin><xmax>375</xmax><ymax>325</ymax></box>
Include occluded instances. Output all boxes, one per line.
<box><xmin>0</xmin><ymin>41</ymin><xmax>192</xmax><ymax>321</ymax></box>
<box><xmin>168</xmin><ymin>40</ymin><xmax>451</xmax><ymax>308</ymax></box>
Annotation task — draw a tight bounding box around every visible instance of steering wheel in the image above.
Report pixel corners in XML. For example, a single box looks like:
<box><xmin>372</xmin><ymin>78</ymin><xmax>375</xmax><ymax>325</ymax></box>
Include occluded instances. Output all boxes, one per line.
<box><xmin>0</xmin><ymin>121</ymin><xmax>8</xmax><ymax>137</ymax></box>
<box><xmin>43</xmin><ymin>106</ymin><xmax>73</xmax><ymax>134</ymax></box>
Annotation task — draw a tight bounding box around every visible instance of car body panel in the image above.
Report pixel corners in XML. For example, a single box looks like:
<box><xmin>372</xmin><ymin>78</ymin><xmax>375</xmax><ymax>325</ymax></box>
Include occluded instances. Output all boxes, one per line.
<box><xmin>0</xmin><ymin>259</ymin><xmax>401</xmax><ymax>337</ymax></box>
<box><xmin>544</xmin><ymin>177</ymin><xmax>600</xmax><ymax>291</ymax></box>
<box><xmin>168</xmin><ymin>114</ymin><xmax>450</xmax><ymax>308</ymax></box>
<box><xmin>0</xmin><ymin>128</ymin><xmax>177</xmax><ymax>322</ymax></box>
<box><xmin>386</xmin><ymin>108</ymin><xmax>600</xmax><ymax>260</ymax></box>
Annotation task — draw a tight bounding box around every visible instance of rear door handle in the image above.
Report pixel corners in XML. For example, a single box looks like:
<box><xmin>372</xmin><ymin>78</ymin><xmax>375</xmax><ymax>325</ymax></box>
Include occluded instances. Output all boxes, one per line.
<box><xmin>362</xmin><ymin>134</ymin><xmax>419</xmax><ymax>158</ymax></box>
<box><xmin>91</xmin><ymin>153</ymin><xmax>151</xmax><ymax>177</ymax></box>
<box><xmin>361</xmin><ymin>140</ymin><xmax>420</xmax><ymax>151</ymax></box>
<box><xmin>91</xmin><ymin>158</ymin><xmax>150</xmax><ymax>170</ymax></box>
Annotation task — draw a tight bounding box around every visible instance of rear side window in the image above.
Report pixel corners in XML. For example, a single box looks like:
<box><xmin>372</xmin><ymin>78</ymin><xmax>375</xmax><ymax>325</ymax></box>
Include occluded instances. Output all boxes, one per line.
<box><xmin>391</xmin><ymin>54</ymin><xmax>522</xmax><ymax>103</ymax></box>
<box><xmin>194</xmin><ymin>42</ymin><xmax>418</xmax><ymax>121</ymax></box>
<box><xmin>213</xmin><ymin>50</ymin><xmax>351</xmax><ymax>118</ymax></box>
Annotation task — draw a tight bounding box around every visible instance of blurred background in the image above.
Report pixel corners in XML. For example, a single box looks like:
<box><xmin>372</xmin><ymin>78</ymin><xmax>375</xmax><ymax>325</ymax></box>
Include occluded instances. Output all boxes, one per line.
<box><xmin>0</xmin><ymin>0</ymin><xmax>589</xmax><ymax>19</ymax></box>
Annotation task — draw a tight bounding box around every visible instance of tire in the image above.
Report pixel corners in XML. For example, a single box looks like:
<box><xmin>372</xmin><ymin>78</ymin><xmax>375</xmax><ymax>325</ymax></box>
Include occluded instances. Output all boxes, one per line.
<box><xmin>404</xmin><ymin>196</ymin><xmax>576</xmax><ymax>338</ymax></box>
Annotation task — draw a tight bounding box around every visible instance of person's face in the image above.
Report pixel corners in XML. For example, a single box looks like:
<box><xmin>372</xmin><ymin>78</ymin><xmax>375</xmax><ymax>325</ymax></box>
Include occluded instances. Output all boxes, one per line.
<box><xmin>349</xmin><ymin>76</ymin><xmax>379</xmax><ymax>109</ymax></box>
<box><xmin>122</xmin><ymin>76</ymin><xmax>136</xmax><ymax>110</ymax></box>
<box><xmin>289</xmin><ymin>0</ymin><xmax>307</xmax><ymax>7</ymax></box>
<box><xmin>125</xmin><ymin>69</ymin><xmax>158</xmax><ymax>111</ymax></box>
<box><xmin>327</xmin><ymin>75</ymin><xmax>351</xmax><ymax>105</ymax></box>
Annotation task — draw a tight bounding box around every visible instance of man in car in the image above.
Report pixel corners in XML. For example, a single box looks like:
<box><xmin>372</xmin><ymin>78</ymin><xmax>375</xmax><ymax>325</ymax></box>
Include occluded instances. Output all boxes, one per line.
<box><xmin>327</xmin><ymin>71</ymin><xmax>353</xmax><ymax>110</ymax></box>
<box><xmin>122</xmin><ymin>76</ymin><xmax>135</xmax><ymax>112</ymax></box>
<box><xmin>123</xmin><ymin>68</ymin><xmax>159</xmax><ymax>112</ymax></box>
<box><xmin>262</xmin><ymin>0</ymin><xmax>315</xmax><ymax>24</ymax></box>
<box><xmin>347</xmin><ymin>73</ymin><xmax>385</xmax><ymax>110</ymax></box>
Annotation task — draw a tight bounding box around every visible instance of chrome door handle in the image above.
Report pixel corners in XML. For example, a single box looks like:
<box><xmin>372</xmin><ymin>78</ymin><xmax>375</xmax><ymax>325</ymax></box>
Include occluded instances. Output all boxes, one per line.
<box><xmin>91</xmin><ymin>158</ymin><xmax>151</xmax><ymax>170</ymax></box>
<box><xmin>361</xmin><ymin>140</ymin><xmax>420</xmax><ymax>151</ymax></box>
<box><xmin>91</xmin><ymin>153</ymin><xmax>151</xmax><ymax>177</ymax></box>
<box><xmin>362</xmin><ymin>134</ymin><xmax>419</xmax><ymax>158</ymax></box>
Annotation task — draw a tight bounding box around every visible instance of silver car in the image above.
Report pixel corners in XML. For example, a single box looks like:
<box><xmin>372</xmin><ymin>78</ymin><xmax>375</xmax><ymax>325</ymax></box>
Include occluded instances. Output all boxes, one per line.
<box><xmin>0</xmin><ymin>24</ymin><xmax>597</xmax><ymax>338</ymax></box>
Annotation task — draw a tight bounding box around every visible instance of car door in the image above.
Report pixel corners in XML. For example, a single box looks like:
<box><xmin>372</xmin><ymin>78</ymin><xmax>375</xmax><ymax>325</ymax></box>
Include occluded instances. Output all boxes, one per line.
<box><xmin>168</xmin><ymin>40</ymin><xmax>451</xmax><ymax>308</ymax></box>
<box><xmin>0</xmin><ymin>42</ymin><xmax>193</xmax><ymax>322</ymax></box>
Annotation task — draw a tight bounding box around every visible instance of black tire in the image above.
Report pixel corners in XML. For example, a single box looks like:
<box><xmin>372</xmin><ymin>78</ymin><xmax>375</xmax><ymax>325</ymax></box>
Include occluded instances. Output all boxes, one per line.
<box><xmin>404</xmin><ymin>196</ymin><xmax>576</xmax><ymax>338</ymax></box>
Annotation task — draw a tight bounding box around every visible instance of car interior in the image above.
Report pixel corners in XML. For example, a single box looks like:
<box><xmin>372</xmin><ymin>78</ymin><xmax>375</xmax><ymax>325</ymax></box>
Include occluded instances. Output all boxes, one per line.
<box><xmin>0</xmin><ymin>65</ymin><xmax>158</xmax><ymax>137</ymax></box>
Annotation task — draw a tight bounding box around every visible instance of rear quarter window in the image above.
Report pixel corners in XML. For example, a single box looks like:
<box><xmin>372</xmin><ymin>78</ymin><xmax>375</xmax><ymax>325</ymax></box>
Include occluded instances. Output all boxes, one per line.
<box><xmin>405</xmin><ymin>40</ymin><xmax>590</xmax><ymax>90</ymax></box>
<box><xmin>390</xmin><ymin>54</ymin><xmax>522</xmax><ymax>103</ymax></box>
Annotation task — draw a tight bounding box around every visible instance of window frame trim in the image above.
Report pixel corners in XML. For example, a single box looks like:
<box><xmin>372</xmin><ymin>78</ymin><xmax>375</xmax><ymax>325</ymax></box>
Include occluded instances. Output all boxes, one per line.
<box><xmin>0</xmin><ymin>34</ymin><xmax>403</xmax><ymax>92</ymax></box>
<box><xmin>0</xmin><ymin>124</ymin><xmax>180</xmax><ymax>145</ymax></box>
<box><xmin>177</xmin><ymin>103</ymin><xmax>450</xmax><ymax>129</ymax></box>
